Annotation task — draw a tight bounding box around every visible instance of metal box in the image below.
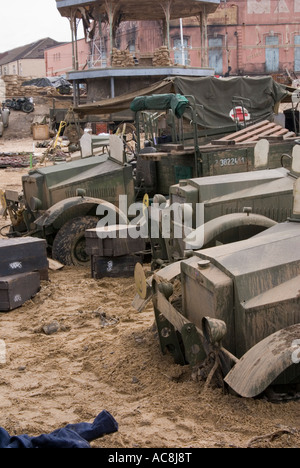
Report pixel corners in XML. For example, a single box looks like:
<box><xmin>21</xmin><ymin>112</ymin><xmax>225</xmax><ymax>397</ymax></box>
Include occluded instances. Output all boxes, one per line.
<box><xmin>182</xmin><ymin>222</ymin><xmax>300</xmax><ymax>358</ymax></box>
<box><xmin>91</xmin><ymin>254</ymin><xmax>142</xmax><ymax>279</ymax></box>
<box><xmin>0</xmin><ymin>237</ymin><xmax>48</xmax><ymax>280</ymax></box>
<box><xmin>0</xmin><ymin>272</ymin><xmax>41</xmax><ymax>311</ymax></box>
<box><xmin>85</xmin><ymin>224</ymin><xmax>146</xmax><ymax>257</ymax></box>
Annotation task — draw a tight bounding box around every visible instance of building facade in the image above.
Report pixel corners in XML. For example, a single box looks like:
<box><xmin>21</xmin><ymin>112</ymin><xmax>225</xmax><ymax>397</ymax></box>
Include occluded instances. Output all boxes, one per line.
<box><xmin>54</xmin><ymin>0</ymin><xmax>300</xmax><ymax>81</ymax></box>
<box><xmin>55</xmin><ymin>0</ymin><xmax>220</xmax><ymax>104</ymax></box>
<box><xmin>206</xmin><ymin>0</ymin><xmax>300</xmax><ymax>77</ymax></box>
<box><xmin>45</xmin><ymin>38</ymin><xmax>91</xmax><ymax>76</ymax></box>
<box><xmin>0</xmin><ymin>38</ymin><xmax>62</xmax><ymax>78</ymax></box>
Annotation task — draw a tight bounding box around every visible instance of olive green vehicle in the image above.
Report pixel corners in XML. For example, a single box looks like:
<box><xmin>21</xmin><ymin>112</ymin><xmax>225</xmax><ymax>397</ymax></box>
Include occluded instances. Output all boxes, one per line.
<box><xmin>148</xmin><ymin>141</ymin><xmax>300</xmax><ymax>267</ymax></box>
<box><xmin>0</xmin><ymin>93</ymin><xmax>296</xmax><ymax>266</ymax></box>
<box><xmin>0</xmin><ymin>154</ymin><xmax>133</xmax><ymax>266</ymax></box>
<box><xmin>134</xmin><ymin>152</ymin><xmax>300</xmax><ymax>399</ymax></box>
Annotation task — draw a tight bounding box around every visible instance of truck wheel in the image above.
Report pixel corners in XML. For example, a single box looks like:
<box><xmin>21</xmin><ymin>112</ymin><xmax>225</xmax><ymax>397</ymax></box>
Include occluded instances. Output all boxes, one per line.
<box><xmin>52</xmin><ymin>216</ymin><xmax>99</xmax><ymax>266</ymax></box>
<box><xmin>21</xmin><ymin>102</ymin><xmax>34</xmax><ymax>113</ymax></box>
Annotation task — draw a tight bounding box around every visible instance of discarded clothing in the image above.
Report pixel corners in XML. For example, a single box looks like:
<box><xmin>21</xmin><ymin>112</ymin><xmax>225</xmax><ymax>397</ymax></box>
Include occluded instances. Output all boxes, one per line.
<box><xmin>0</xmin><ymin>410</ymin><xmax>118</xmax><ymax>448</ymax></box>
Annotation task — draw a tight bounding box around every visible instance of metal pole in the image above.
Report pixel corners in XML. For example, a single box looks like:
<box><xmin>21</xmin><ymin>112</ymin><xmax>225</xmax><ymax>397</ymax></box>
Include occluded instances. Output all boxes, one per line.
<box><xmin>180</xmin><ymin>18</ymin><xmax>185</xmax><ymax>66</ymax></box>
<box><xmin>110</xmin><ymin>77</ymin><xmax>115</xmax><ymax>98</ymax></box>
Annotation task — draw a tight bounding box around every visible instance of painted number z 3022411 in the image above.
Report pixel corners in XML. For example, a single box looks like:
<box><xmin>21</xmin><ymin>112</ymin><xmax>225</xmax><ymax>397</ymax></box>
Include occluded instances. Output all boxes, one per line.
<box><xmin>216</xmin><ymin>157</ymin><xmax>246</xmax><ymax>167</ymax></box>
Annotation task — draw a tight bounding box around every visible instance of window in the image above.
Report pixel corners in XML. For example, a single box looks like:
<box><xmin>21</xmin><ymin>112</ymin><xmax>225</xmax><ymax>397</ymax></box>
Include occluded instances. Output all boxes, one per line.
<box><xmin>173</xmin><ymin>37</ymin><xmax>189</xmax><ymax>65</ymax></box>
<box><xmin>265</xmin><ymin>35</ymin><xmax>279</xmax><ymax>72</ymax></box>
<box><xmin>209</xmin><ymin>37</ymin><xmax>223</xmax><ymax>75</ymax></box>
<box><xmin>295</xmin><ymin>35</ymin><xmax>300</xmax><ymax>72</ymax></box>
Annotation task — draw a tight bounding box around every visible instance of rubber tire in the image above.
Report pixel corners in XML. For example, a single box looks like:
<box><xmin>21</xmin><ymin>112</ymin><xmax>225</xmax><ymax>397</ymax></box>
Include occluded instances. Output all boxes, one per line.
<box><xmin>52</xmin><ymin>216</ymin><xmax>99</xmax><ymax>266</ymax></box>
<box><xmin>21</xmin><ymin>102</ymin><xmax>34</xmax><ymax>113</ymax></box>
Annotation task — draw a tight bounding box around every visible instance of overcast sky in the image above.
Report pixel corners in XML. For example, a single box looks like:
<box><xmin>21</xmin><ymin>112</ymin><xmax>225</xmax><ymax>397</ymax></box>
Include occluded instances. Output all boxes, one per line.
<box><xmin>0</xmin><ymin>0</ymin><xmax>84</xmax><ymax>53</ymax></box>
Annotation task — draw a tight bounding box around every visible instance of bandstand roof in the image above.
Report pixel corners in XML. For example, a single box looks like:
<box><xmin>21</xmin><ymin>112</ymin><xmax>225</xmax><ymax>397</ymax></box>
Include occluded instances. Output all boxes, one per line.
<box><xmin>56</xmin><ymin>0</ymin><xmax>220</xmax><ymax>20</ymax></box>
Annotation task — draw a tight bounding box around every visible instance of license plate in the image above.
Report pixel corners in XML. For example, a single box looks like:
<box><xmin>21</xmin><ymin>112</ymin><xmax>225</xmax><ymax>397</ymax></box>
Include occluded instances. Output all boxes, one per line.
<box><xmin>0</xmin><ymin>190</ymin><xmax>7</xmax><ymax>215</ymax></box>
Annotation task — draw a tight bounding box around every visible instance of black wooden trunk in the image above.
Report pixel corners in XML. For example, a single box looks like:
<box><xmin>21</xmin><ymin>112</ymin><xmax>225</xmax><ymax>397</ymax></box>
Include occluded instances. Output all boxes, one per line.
<box><xmin>91</xmin><ymin>254</ymin><xmax>142</xmax><ymax>279</ymax></box>
<box><xmin>85</xmin><ymin>225</ymin><xmax>146</xmax><ymax>257</ymax></box>
<box><xmin>0</xmin><ymin>238</ymin><xmax>48</xmax><ymax>280</ymax></box>
<box><xmin>0</xmin><ymin>272</ymin><xmax>41</xmax><ymax>311</ymax></box>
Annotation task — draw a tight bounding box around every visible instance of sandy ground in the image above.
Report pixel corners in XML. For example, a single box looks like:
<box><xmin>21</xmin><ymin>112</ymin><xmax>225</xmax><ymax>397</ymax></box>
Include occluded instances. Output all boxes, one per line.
<box><xmin>0</xmin><ymin>134</ymin><xmax>299</xmax><ymax>449</ymax></box>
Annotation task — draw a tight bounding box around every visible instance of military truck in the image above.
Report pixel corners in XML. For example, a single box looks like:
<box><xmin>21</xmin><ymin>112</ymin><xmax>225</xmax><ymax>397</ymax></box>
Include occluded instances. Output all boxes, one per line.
<box><xmin>134</xmin><ymin>177</ymin><xmax>300</xmax><ymax>400</ymax></box>
<box><xmin>148</xmin><ymin>140</ymin><xmax>300</xmax><ymax>268</ymax></box>
<box><xmin>0</xmin><ymin>93</ymin><xmax>296</xmax><ymax>266</ymax></box>
<box><xmin>0</xmin><ymin>153</ymin><xmax>131</xmax><ymax>266</ymax></box>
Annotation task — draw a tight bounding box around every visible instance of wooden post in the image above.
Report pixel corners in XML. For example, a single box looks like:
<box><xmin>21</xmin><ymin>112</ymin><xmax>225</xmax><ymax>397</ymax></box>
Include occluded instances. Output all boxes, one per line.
<box><xmin>105</xmin><ymin>0</ymin><xmax>120</xmax><ymax>66</ymax></box>
<box><xmin>199</xmin><ymin>7</ymin><xmax>208</xmax><ymax>68</ymax></box>
<box><xmin>160</xmin><ymin>0</ymin><xmax>173</xmax><ymax>51</ymax></box>
<box><xmin>68</xmin><ymin>9</ymin><xmax>76</xmax><ymax>71</ymax></box>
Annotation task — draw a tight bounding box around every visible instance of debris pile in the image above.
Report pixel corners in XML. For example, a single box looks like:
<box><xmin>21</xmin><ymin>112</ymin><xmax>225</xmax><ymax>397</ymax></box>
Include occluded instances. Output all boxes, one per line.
<box><xmin>152</xmin><ymin>46</ymin><xmax>173</xmax><ymax>67</ymax></box>
<box><xmin>1</xmin><ymin>75</ymin><xmax>62</xmax><ymax>98</ymax></box>
<box><xmin>0</xmin><ymin>152</ymin><xmax>37</xmax><ymax>168</ymax></box>
<box><xmin>111</xmin><ymin>48</ymin><xmax>136</xmax><ymax>67</ymax></box>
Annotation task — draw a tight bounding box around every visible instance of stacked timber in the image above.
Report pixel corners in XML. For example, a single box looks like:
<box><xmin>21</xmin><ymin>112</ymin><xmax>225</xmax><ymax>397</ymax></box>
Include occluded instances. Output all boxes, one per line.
<box><xmin>0</xmin><ymin>237</ymin><xmax>48</xmax><ymax>311</ymax></box>
<box><xmin>85</xmin><ymin>224</ymin><xmax>145</xmax><ymax>279</ymax></box>
<box><xmin>152</xmin><ymin>46</ymin><xmax>172</xmax><ymax>67</ymax></box>
<box><xmin>111</xmin><ymin>48</ymin><xmax>136</xmax><ymax>67</ymax></box>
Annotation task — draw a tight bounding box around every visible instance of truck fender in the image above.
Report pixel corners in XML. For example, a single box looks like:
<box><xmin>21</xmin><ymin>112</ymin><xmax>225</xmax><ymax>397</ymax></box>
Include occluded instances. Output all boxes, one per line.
<box><xmin>224</xmin><ymin>324</ymin><xmax>300</xmax><ymax>398</ymax></box>
<box><xmin>34</xmin><ymin>196</ymin><xmax>128</xmax><ymax>231</ymax></box>
<box><xmin>184</xmin><ymin>212</ymin><xmax>277</xmax><ymax>250</ymax></box>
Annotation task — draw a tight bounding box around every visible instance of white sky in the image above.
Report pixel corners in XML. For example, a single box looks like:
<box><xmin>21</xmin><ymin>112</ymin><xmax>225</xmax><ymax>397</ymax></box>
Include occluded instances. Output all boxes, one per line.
<box><xmin>0</xmin><ymin>0</ymin><xmax>84</xmax><ymax>53</ymax></box>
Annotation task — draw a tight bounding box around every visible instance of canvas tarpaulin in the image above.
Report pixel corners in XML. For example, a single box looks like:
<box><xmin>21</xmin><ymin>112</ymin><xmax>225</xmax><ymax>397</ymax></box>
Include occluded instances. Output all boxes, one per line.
<box><xmin>73</xmin><ymin>79</ymin><xmax>174</xmax><ymax>117</ymax></box>
<box><xmin>130</xmin><ymin>93</ymin><xmax>189</xmax><ymax>118</ymax></box>
<box><xmin>73</xmin><ymin>76</ymin><xmax>289</xmax><ymax>128</ymax></box>
<box><xmin>172</xmin><ymin>76</ymin><xmax>289</xmax><ymax>128</ymax></box>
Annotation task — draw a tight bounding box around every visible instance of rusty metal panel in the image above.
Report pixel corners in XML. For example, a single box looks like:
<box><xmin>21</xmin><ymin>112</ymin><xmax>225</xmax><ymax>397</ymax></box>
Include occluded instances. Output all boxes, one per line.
<box><xmin>181</xmin><ymin>255</ymin><xmax>235</xmax><ymax>353</ymax></box>
<box><xmin>198</xmin><ymin>222</ymin><xmax>300</xmax><ymax>357</ymax></box>
<box><xmin>224</xmin><ymin>324</ymin><xmax>300</xmax><ymax>397</ymax></box>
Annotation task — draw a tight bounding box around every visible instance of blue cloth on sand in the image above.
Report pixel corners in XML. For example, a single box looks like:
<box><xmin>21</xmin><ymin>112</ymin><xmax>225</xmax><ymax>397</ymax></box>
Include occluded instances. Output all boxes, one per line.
<box><xmin>0</xmin><ymin>410</ymin><xmax>118</xmax><ymax>448</ymax></box>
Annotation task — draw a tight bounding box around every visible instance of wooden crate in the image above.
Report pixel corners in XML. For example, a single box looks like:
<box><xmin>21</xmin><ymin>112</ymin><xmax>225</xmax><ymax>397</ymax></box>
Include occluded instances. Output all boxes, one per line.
<box><xmin>0</xmin><ymin>272</ymin><xmax>41</xmax><ymax>312</ymax></box>
<box><xmin>85</xmin><ymin>224</ymin><xmax>146</xmax><ymax>257</ymax></box>
<box><xmin>91</xmin><ymin>254</ymin><xmax>142</xmax><ymax>279</ymax></box>
<box><xmin>0</xmin><ymin>237</ymin><xmax>48</xmax><ymax>279</ymax></box>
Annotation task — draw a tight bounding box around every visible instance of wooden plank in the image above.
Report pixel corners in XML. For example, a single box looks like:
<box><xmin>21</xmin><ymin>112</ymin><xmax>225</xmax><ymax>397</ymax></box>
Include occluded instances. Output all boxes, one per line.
<box><xmin>233</xmin><ymin>122</ymin><xmax>277</xmax><ymax>143</ymax></box>
<box><xmin>48</xmin><ymin>258</ymin><xmax>64</xmax><ymax>271</ymax></box>
<box><xmin>258</xmin><ymin>135</ymin><xmax>284</xmax><ymax>141</ymax></box>
<box><xmin>212</xmin><ymin>120</ymin><xmax>270</xmax><ymax>143</ymax></box>
<box><xmin>210</xmin><ymin>139</ymin><xmax>236</xmax><ymax>146</ymax></box>
<box><xmin>283</xmin><ymin>132</ymin><xmax>297</xmax><ymax>139</ymax></box>
<box><xmin>209</xmin><ymin>120</ymin><xmax>294</xmax><ymax>145</ymax></box>
<box><xmin>140</xmin><ymin>152</ymin><xmax>168</xmax><ymax>161</ymax></box>
<box><xmin>245</xmin><ymin>125</ymin><xmax>287</xmax><ymax>142</ymax></box>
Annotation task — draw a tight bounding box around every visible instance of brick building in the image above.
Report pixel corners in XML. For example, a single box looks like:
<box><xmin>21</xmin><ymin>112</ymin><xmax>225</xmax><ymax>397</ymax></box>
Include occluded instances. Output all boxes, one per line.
<box><xmin>0</xmin><ymin>38</ymin><xmax>62</xmax><ymax>78</ymax></box>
